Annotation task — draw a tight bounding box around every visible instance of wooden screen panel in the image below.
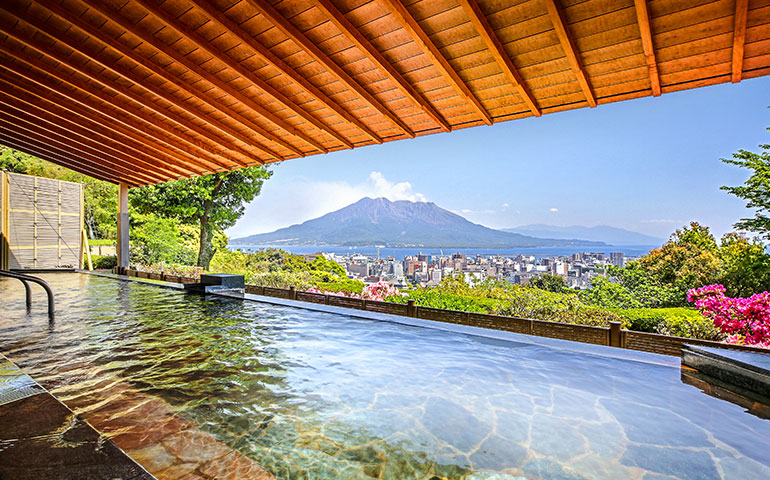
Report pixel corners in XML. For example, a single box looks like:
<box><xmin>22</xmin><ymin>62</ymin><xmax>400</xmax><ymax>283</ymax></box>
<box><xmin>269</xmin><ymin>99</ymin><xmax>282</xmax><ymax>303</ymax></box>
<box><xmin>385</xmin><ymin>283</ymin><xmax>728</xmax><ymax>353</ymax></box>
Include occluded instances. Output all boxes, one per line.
<box><xmin>6</xmin><ymin>173</ymin><xmax>82</xmax><ymax>269</ymax></box>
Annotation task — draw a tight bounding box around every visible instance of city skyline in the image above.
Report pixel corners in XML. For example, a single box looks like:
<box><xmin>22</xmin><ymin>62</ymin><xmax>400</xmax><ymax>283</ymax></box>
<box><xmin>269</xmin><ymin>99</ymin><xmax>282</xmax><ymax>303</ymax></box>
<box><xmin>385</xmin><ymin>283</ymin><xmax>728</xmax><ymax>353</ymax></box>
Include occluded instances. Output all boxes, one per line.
<box><xmin>227</xmin><ymin>76</ymin><xmax>770</xmax><ymax>241</ymax></box>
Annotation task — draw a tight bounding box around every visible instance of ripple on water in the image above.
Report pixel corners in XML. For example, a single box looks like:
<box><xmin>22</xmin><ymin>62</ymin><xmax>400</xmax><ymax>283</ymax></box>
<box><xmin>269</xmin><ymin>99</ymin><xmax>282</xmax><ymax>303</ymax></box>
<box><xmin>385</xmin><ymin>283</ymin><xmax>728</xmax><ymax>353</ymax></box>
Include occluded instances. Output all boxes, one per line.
<box><xmin>1</xmin><ymin>273</ymin><xmax>769</xmax><ymax>480</ymax></box>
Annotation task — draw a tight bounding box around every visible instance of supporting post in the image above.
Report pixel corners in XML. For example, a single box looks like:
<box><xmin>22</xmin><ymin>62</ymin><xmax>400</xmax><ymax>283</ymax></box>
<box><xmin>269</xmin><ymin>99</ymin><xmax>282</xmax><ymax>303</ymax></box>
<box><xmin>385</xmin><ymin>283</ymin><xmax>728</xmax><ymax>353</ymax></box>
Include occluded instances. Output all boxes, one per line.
<box><xmin>0</xmin><ymin>172</ymin><xmax>8</xmax><ymax>270</ymax></box>
<box><xmin>609</xmin><ymin>321</ymin><xmax>622</xmax><ymax>347</ymax></box>
<box><xmin>117</xmin><ymin>182</ymin><xmax>129</xmax><ymax>274</ymax></box>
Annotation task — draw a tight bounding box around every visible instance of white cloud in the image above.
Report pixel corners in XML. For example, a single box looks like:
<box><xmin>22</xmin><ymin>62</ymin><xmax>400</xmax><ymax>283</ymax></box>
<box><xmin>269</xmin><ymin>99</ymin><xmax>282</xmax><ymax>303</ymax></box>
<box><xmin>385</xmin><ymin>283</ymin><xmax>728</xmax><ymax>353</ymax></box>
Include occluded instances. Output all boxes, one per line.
<box><xmin>549</xmin><ymin>208</ymin><xmax>559</xmax><ymax>213</ymax></box>
<box><xmin>502</xmin><ymin>203</ymin><xmax>510</xmax><ymax>208</ymax></box>
<box><xmin>367</xmin><ymin>171</ymin><xmax>426</xmax><ymax>202</ymax></box>
<box><xmin>227</xmin><ymin>171</ymin><xmax>426</xmax><ymax>237</ymax></box>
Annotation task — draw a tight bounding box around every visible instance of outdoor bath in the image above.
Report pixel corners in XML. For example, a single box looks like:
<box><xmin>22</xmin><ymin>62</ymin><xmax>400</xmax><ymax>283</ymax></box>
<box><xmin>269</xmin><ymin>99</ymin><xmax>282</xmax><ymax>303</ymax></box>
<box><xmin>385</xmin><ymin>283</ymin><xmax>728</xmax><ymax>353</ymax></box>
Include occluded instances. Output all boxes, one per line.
<box><xmin>1</xmin><ymin>273</ymin><xmax>769</xmax><ymax>480</ymax></box>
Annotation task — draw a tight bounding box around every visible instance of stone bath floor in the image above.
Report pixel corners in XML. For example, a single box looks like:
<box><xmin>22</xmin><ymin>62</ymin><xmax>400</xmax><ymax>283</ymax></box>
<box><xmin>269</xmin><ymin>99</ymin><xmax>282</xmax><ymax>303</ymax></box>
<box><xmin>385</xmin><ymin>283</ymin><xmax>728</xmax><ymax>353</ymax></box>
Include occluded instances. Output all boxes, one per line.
<box><xmin>55</xmin><ymin>369</ymin><xmax>276</xmax><ymax>480</ymax></box>
<box><xmin>0</xmin><ymin>354</ymin><xmax>154</xmax><ymax>479</ymax></box>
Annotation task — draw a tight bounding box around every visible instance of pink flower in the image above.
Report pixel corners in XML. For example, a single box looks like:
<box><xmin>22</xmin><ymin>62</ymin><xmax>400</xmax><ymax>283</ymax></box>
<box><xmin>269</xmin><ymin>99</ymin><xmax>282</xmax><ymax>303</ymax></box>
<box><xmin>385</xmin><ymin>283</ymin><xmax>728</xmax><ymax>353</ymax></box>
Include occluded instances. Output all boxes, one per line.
<box><xmin>689</xmin><ymin>284</ymin><xmax>770</xmax><ymax>347</ymax></box>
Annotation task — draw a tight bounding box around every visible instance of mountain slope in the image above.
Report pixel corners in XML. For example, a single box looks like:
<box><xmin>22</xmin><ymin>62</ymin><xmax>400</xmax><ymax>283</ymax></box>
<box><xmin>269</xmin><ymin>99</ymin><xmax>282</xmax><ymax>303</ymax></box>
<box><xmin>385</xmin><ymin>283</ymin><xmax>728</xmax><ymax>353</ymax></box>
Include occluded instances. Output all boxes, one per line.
<box><xmin>503</xmin><ymin>224</ymin><xmax>664</xmax><ymax>245</ymax></box>
<box><xmin>231</xmin><ymin>198</ymin><xmax>605</xmax><ymax>247</ymax></box>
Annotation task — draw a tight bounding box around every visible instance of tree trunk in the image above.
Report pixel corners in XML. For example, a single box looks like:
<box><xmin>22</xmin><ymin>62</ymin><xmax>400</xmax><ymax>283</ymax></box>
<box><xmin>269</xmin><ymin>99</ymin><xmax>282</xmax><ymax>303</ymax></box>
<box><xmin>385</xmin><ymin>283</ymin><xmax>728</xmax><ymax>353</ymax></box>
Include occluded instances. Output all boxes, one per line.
<box><xmin>197</xmin><ymin>173</ymin><xmax>227</xmax><ymax>270</ymax></box>
<box><xmin>197</xmin><ymin>211</ymin><xmax>215</xmax><ymax>270</ymax></box>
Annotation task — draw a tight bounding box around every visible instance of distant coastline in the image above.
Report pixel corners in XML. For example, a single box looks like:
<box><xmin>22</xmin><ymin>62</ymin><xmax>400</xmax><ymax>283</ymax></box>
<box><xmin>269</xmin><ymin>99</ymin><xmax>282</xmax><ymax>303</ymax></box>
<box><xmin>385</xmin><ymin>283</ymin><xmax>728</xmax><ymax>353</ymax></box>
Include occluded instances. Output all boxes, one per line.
<box><xmin>228</xmin><ymin>244</ymin><xmax>660</xmax><ymax>261</ymax></box>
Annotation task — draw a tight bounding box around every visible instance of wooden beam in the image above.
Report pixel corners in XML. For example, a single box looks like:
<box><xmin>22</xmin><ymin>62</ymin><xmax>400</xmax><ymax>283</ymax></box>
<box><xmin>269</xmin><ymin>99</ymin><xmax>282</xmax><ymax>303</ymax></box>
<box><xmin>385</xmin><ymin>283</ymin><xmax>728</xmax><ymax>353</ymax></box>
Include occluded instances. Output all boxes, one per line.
<box><xmin>380</xmin><ymin>0</ymin><xmax>493</xmax><ymax>125</ymax></box>
<box><xmin>129</xmin><ymin>0</ymin><xmax>354</xmax><ymax>150</ymax></box>
<box><xmin>187</xmin><ymin>0</ymin><xmax>382</xmax><ymax>145</ymax></box>
<box><xmin>311</xmin><ymin>0</ymin><xmax>451</xmax><ymax>131</ymax></box>
<box><xmin>634</xmin><ymin>0</ymin><xmax>661</xmax><ymax>96</ymax></box>
<box><xmin>246</xmin><ymin>0</ymin><xmax>415</xmax><ymax>139</ymax></box>
<box><xmin>38</xmin><ymin>0</ymin><xmax>304</xmax><ymax>158</ymax></box>
<box><xmin>0</xmin><ymin>105</ymin><xmax>169</xmax><ymax>185</ymax></box>
<box><xmin>0</xmin><ymin>80</ymin><xmax>194</xmax><ymax>179</ymax></box>
<box><xmin>0</xmin><ymin>4</ymin><xmax>267</xmax><ymax>165</ymax></box>
<box><xmin>0</xmin><ymin>67</ymin><xmax>220</xmax><ymax>175</ymax></box>
<box><xmin>0</xmin><ymin>122</ymin><xmax>155</xmax><ymax>186</ymax></box>
<box><xmin>732</xmin><ymin>0</ymin><xmax>749</xmax><ymax>83</ymax></box>
<box><xmin>457</xmin><ymin>0</ymin><xmax>540</xmax><ymax>116</ymax></box>
<box><xmin>0</xmin><ymin>33</ymin><xmax>244</xmax><ymax>171</ymax></box>
<box><xmin>0</xmin><ymin>48</ymin><xmax>231</xmax><ymax>173</ymax></box>
<box><xmin>0</xmin><ymin>136</ymin><xmax>133</xmax><ymax>186</ymax></box>
<box><xmin>544</xmin><ymin>0</ymin><xmax>596</xmax><ymax>107</ymax></box>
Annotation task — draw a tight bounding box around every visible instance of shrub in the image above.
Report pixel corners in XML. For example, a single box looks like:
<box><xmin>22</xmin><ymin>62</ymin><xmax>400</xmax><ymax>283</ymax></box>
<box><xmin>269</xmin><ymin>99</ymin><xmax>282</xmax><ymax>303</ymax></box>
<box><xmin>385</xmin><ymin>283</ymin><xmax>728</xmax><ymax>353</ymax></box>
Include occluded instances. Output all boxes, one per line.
<box><xmin>656</xmin><ymin>313</ymin><xmax>724</xmax><ymax>341</ymax></box>
<box><xmin>91</xmin><ymin>255</ymin><xmax>117</xmax><ymax>270</ymax></box>
<box><xmin>688</xmin><ymin>284</ymin><xmax>770</xmax><ymax>347</ymax></box>
<box><xmin>387</xmin><ymin>289</ymin><xmax>501</xmax><ymax>314</ymax></box>
<box><xmin>390</xmin><ymin>277</ymin><xmax>625</xmax><ymax>328</ymax></box>
<box><xmin>613</xmin><ymin>308</ymin><xmax>685</xmax><ymax>332</ymax></box>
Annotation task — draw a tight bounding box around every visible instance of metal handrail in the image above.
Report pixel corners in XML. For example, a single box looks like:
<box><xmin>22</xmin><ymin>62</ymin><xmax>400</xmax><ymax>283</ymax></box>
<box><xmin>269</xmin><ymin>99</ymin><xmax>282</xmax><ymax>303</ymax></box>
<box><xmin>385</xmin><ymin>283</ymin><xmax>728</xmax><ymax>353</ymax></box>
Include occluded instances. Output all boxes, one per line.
<box><xmin>0</xmin><ymin>270</ymin><xmax>55</xmax><ymax>318</ymax></box>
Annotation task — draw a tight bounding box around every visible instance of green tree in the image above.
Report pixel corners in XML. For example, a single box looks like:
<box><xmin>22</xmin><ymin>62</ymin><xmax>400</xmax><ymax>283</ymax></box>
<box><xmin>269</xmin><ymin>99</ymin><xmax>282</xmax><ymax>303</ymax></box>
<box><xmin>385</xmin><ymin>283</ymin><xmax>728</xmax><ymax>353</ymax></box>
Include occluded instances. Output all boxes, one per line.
<box><xmin>718</xmin><ymin>232</ymin><xmax>770</xmax><ymax>297</ymax></box>
<box><xmin>130</xmin><ymin>167</ymin><xmax>272</xmax><ymax>269</ymax></box>
<box><xmin>721</xmin><ymin>136</ymin><xmax>770</xmax><ymax>238</ymax></box>
<box><xmin>636</xmin><ymin>222</ymin><xmax>722</xmax><ymax>292</ymax></box>
<box><xmin>529</xmin><ymin>273</ymin><xmax>569</xmax><ymax>293</ymax></box>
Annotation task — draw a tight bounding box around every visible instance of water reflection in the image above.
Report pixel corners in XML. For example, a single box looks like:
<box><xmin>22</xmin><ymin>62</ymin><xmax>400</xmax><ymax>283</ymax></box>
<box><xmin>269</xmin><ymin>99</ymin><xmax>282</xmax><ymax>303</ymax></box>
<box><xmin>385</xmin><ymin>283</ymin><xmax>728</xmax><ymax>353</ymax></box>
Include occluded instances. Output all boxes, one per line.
<box><xmin>1</xmin><ymin>273</ymin><xmax>769</xmax><ymax>479</ymax></box>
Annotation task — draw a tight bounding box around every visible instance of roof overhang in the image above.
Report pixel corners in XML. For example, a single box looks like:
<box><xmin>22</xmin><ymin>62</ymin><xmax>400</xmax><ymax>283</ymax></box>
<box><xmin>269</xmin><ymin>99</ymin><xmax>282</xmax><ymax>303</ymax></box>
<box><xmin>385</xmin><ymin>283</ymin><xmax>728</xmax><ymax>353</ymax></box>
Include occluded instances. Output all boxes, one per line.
<box><xmin>0</xmin><ymin>0</ymin><xmax>768</xmax><ymax>186</ymax></box>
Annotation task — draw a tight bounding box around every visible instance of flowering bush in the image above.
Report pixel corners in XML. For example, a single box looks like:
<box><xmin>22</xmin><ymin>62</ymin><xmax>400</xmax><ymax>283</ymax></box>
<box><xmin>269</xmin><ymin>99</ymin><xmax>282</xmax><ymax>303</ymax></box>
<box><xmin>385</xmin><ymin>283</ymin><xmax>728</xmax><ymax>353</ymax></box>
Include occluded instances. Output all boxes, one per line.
<box><xmin>307</xmin><ymin>282</ymin><xmax>404</xmax><ymax>302</ymax></box>
<box><xmin>134</xmin><ymin>263</ymin><xmax>203</xmax><ymax>280</ymax></box>
<box><xmin>688</xmin><ymin>284</ymin><xmax>770</xmax><ymax>348</ymax></box>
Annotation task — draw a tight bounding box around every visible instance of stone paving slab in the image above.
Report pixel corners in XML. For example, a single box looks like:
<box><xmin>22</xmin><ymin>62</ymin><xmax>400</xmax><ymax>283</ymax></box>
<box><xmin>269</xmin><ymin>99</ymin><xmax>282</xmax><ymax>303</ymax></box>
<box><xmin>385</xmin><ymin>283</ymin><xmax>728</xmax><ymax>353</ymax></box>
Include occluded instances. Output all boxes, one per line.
<box><xmin>0</xmin><ymin>355</ymin><xmax>155</xmax><ymax>480</ymax></box>
<box><xmin>59</xmin><ymin>370</ymin><xmax>277</xmax><ymax>480</ymax></box>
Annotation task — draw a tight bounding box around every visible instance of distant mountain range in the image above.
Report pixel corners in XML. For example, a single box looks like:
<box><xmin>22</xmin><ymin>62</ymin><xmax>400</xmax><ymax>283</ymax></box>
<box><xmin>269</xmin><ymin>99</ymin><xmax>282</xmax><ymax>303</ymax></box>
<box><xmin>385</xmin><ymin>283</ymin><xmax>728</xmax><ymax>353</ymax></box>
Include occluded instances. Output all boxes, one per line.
<box><xmin>503</xmin><ymin>224</ymin><xmax>664</xmax><ymax>245</ymax></box>
<box><xmin>231</xmin><ymin>197</ymin><xmax>605</xmax><ymax>248</ymax></box>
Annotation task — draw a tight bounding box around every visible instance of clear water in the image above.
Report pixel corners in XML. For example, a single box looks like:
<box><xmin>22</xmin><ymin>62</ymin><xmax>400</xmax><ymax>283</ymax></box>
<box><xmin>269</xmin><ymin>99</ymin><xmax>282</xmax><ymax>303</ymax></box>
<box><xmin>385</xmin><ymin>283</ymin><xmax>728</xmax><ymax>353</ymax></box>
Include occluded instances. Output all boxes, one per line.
<box><xmin>1</xmin><ymin>273</ymin><xmax>769</xmax><ymax>479</ymax></box>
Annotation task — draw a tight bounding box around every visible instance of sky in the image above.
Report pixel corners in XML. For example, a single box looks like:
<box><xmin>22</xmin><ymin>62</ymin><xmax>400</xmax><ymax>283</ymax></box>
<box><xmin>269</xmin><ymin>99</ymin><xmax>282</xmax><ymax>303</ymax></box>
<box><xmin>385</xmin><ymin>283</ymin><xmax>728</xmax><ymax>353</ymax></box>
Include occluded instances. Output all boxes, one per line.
<box><xmin>227</xmin><ymin>76</ymin><xmax>770</xmax><ymax>241</ymax></box>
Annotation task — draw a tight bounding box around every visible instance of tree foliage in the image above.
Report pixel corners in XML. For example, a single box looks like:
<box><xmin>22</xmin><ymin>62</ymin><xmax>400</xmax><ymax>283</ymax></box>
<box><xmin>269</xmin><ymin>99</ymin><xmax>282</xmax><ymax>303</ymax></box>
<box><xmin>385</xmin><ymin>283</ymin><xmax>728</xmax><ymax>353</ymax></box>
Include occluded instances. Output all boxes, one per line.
<box><xmin>582</xmin><ymin>223</ymin><xmax>770</xmax><ymax>310</ymax></box>
<box><xmin>529</xmin><ymin>273</ymin><xmax>569</xmax><ymax>293</ymax></box>
<box><xmin>721</xmin><ymin>136</ymin><xmax>770</xmax><ymax>238</ymax></box>
<box><xmin>130</xmin><ymin>167</ymin><xmax>272</xmax><ymax>268</ymax></box>
<box><xmin>209</xmin><ymin>248</ymin><xmax>354</xmax><ymax>290</ymax></box>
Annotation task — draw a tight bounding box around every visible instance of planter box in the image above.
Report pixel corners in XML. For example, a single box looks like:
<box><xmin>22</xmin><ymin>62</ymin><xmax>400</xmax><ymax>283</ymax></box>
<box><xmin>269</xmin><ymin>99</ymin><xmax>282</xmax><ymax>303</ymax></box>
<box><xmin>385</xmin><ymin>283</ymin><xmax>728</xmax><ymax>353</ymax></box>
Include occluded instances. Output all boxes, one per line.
<box><xmin>148</xmin><ymin>273</ymin><xmax>162</xmax><ymax>281</ymax></box>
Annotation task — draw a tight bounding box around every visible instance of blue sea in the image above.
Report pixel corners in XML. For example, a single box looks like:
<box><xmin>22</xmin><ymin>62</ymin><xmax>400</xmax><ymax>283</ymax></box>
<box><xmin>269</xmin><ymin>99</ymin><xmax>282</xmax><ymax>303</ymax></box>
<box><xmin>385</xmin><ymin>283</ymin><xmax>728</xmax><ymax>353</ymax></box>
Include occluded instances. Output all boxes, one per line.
<box><xmin>228</xmin><ymin>244</ymin><xmax>659</xmax><ymax>261</ymax></box>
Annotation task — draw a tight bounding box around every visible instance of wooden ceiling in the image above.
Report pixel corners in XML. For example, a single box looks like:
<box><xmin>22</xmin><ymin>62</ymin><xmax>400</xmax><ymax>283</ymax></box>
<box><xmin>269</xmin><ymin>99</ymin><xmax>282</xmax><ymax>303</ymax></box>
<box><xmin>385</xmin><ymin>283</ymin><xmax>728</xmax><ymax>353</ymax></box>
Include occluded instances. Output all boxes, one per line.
<box><xmin>0</xmin><ymin>0</ymin><xmax>768</xmax><ymax>186</ymax></box>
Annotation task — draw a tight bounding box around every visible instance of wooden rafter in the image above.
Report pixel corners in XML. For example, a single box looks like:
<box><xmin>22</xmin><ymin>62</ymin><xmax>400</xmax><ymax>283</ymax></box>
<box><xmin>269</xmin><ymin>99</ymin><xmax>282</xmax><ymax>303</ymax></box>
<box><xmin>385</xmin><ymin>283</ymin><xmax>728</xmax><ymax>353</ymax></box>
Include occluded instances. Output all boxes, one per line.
<box><xmin>0</xmin><ymin>3</ymin><xmax>270</xmax><ymax>165</ymax></box>
<box><xmin>0</xmin><ymin>0</ymin><xmax>765</xmax><ymax>187</ymax></box>
<box><xmin>380</xmin><ymin>0</ymin><xmax>493</xmax><ymax>125</ymax></box>
<box><xmin>0</xmin><ymin>121</ymin><xmax>157</xmax><ymax>186</ymax></box>
<box><xmin>732</xmin><ymin>0</ymin><xmax>750</xmax><ymax>83</ymax></box>
<box><xmin>0</xmin><ymin>77</ymin><xmax>194</xmax><ymax>179</ymax></box>
<box><xmin>188</xmin><ymin>0</ymin><xmax>381</xmax><ymax>146</ymax></box>
<box><xmin>0</xmin><ymin>31</ymin><xmax>246</xmax><ymax>170</ymax></box>
<box><xmin>0</xmin><ymin>101</ymin><xmax>171</xmax><ymax>184</ymax></box>
<box><xmin>633</xmin><ymin>0</ymin><xmax>661</xmax><ymax>96</ymax></box>
<box><xmin>0</xmin><ymin>134</ymin><xmax>136</xmax><ymax>185</ymax></box>
<box><xmin>37</xmin><ymin>0</ymin><xmax>305</xmax><ymax>159</ymax></box>
<box><xmin>0</xmin><ymin>67</ymin><xmax>222</xmax><ymax>174</ymax></box>
<box><xmin>0</xmin><ymin>47</ymin><xmax>233</xmax><ymax>172</ymax></box>
<box><xmin>245</xmin><ymin>0</ymin><xmax>415</xmax><ymax>139</ymax></box>
<box><xmin>544</xmin><ymin>0</ymin><xmax>596</xmax><ymax>107</ymax></box>
<box><xmin>457</xmin><ymin>0</ymin><xmax>540</xmax><ymax>117</ymax></box>
<box><xmin>124</xmin><ymin>0</ymin><xmax>334</xmax><ymax>153</ymax></box>
<box><xmin>311</xmin><ymin>0</ymin><xmax>451</xmax><ymax>132</ymax></box>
